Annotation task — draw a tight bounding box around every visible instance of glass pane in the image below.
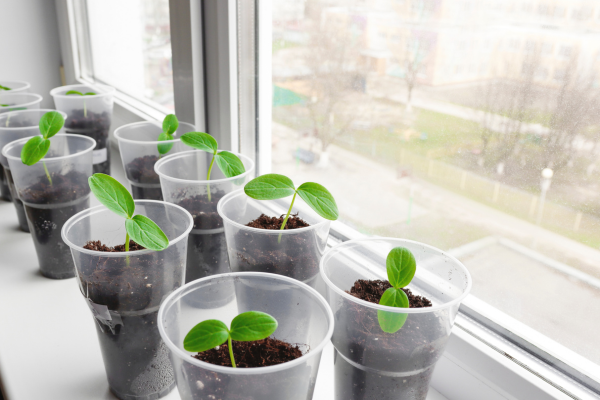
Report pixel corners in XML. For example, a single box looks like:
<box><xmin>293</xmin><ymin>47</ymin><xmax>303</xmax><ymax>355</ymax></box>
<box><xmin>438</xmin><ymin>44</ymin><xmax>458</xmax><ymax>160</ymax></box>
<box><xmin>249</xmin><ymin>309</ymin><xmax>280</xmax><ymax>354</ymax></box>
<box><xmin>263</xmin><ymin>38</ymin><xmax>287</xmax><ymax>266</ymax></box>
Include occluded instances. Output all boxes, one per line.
<box><xmin>85</xmin><ymin>0</ymin><xmax>174</xmax><ymax>111</ymax></box>
<box><xmin>271</xmin><ymin>0</ymin><xmax>600</xmax><ymax>371</ymax></box>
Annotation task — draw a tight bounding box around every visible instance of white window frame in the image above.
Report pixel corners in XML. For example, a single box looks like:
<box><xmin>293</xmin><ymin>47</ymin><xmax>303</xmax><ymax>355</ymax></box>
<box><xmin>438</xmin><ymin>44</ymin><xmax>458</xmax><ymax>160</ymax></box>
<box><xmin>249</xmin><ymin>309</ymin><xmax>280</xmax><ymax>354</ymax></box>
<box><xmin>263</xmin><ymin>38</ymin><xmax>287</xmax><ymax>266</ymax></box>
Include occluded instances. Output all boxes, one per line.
<box><xmin>55</xmin><ymin>1</ymin><xmax>600</xmax><ymax>399</ymax></box>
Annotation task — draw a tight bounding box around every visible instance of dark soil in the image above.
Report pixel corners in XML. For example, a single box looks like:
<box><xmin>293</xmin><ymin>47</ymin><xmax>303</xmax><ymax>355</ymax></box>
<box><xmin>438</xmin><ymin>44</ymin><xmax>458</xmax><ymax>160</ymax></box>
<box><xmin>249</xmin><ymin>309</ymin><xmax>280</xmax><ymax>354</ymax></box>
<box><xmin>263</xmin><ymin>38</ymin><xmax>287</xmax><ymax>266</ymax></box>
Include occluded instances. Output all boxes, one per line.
<box><xmin>125</xmin><ymin>155</ymin><xmax>163</xmax><ymax>200</ymax></box>
<box><xmin>246</xmin><ymin>213</ymin><xmax>309</xmax><ymax>230</ymax></box>
<box><xmin>75</xmin><ymin>239</ymin><xmax>184</xmax><ymax>398</ymax></box>
<box><xmin>84</xmin><ymin>240</ymin><xmax>145</xmax><ymax>252</ymax></box>
<box><xmin>0</xmin><ymin>164</ymin><xmax>11</xmax><ymax>201</ymax></box>
<box><xmin>193</xmin><ymin>337</ymin><xmax>304</xmax><ymax>368</ymax></box>
<box><xmin>231</xmin><ymin>213</ymin><xmax>321</xmax><ymax>282</ymax></box>
<box><xmin>19</xmin><ymin>170</ymin><xmax>89</xmax><ymax>204</ymax></box>
<box><xmin>21</xmin><ymin>171</ymin><xmax>90</xmax><ymax>279</ymax></box>
<box><xmin>64</xmin><ymin>108</ymin><xmax>111</xmax><ymax>175</ymax></box>
<box><xmin>175</xmin><ymin>191</ymin><xmax>230</xmax><ymax>282</ymax></box>
<box><xmin>4</xmin><ymin>167</ymin><xmax>29</xmax><ymax>232</ymax></box>
<box><xmin>347</xmin><ymin>279</ymin><xmax>432</xmax><ymax>308</ymax></box>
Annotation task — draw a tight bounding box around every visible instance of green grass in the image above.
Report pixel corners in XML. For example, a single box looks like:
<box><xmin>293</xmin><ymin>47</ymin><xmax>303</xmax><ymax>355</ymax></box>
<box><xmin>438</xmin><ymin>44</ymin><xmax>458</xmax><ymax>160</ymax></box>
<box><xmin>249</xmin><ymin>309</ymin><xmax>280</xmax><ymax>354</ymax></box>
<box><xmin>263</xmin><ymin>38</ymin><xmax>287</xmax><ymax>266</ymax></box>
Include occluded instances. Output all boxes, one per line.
<box><xmin>272</xmin><ymin>40</ymin><xmax>299</xmax><ymax>54</ymax></box>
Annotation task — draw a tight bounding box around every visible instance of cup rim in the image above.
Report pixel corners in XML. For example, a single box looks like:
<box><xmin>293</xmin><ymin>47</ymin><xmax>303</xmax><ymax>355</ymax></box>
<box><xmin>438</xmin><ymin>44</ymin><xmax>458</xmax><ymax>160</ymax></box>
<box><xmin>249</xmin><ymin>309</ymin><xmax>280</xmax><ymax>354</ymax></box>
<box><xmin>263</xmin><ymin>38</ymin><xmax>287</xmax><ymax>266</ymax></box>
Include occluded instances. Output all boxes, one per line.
<box><xmin>50</xmin><ymin>83</ymin><xmax>116</xmax><ymax>99</ymax></box>
<box><xmin>0</xmin><ymin>93</ymin><xmax>43</xmax><ymax>108</ymax></box>
<box><xmin>61</xmin><ymin>199</ymin><xmax>194</xmax><ymax>257</ymax></box>
<box><xmin>155</xmin><ymin>149</ymin><xmax>256</xmax><ymax>184</ymax></box>
<box><xmin>2</xmin><ymin>133</ymin><xmax>96</xmax><ymax>163</ymax></box>
<box><xmin>0</xmin><ymin>110</ymin><xmax>68</xmax><ymax>131</ymax></box>
<box><xmin>157</xmin><ymin>271</ymin><xmax>335</xmax><ymax>375</ymax></box>
<box><xmin>217</xmin><ymin>189</ymin><xmax>331</xmax><ymax>234</ymax></box>
<box><xmin>0</xmin><ymin>80</ymin><xmax>31</xmax><ymax>92</ymax></box>
<box><xmin>113</xmin><ymin>120</ymin><xmax>197</xmax><ymax>145</ymax></box>
<box><xmin>319</xmin><ymin>237</ymin><xmax>473</xmax><ymax>314</ymax></box>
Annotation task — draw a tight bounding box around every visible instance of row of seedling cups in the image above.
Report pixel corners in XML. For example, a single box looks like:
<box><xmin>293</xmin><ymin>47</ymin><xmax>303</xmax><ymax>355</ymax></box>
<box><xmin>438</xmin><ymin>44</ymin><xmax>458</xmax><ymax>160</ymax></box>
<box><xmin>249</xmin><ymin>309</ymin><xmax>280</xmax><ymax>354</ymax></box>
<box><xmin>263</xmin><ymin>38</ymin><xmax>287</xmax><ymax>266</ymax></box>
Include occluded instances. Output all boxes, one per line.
<box><xmin>0</xmin><ymin>106</ymin><xmax>472</xmax><ymax>399</ymax></box>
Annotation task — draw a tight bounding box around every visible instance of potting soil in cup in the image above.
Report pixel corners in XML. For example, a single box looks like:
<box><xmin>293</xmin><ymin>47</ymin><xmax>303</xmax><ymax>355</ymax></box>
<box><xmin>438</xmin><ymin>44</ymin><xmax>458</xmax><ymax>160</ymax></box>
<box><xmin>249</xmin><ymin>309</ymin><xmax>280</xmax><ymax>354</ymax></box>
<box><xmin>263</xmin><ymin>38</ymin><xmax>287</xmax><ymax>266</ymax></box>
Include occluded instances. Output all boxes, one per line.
<box><xmin>125</xmin><ymin>155</ymin><xmax>164</xmax><ymax>200</ymax></box>
<box><xmin>64</xmin><ymin>108</ymin><xmax>111</xmax><ymax>175</ymax></box>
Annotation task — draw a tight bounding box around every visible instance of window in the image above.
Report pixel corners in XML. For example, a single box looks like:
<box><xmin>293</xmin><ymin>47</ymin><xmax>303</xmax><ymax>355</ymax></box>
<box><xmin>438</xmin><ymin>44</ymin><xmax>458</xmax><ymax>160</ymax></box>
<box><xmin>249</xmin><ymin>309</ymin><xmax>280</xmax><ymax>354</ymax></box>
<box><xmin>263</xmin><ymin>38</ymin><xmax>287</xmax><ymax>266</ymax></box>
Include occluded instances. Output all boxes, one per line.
<box><xmin>73</xmin><ymin>0</ymin><xmax>175</xmax><ymax>113</ymax></box>
<box><xmin>270</xmin><ymin>0</ymin><xmax>600</xmax><ymax>393</ymax></box>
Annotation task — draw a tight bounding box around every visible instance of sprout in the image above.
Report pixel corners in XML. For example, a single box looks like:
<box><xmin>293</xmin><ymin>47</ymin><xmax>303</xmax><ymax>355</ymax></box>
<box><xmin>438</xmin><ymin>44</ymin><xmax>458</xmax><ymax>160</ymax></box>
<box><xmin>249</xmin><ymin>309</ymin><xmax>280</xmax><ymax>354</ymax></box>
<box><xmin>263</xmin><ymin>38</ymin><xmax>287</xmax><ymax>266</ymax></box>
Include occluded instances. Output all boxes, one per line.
<box><xmin>65</xmin><ymin>90</ymin><xmax>97</xmax><ymax>117</ymax></box>
<box><xmin>157</xmin><ymin>114</ymin><xmax>179</xmax><ymax>156</ymax></box>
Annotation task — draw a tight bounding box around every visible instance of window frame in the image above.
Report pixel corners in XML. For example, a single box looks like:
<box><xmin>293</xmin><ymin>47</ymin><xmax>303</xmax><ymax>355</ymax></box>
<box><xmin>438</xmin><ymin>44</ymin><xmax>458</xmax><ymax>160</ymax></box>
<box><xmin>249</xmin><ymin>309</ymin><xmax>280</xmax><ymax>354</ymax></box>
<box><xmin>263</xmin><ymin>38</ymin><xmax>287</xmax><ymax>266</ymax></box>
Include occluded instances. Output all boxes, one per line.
<box><xmin>55</xmin><ymin>1</ymin><xmax>600</xmax><ymax>398</ymax></box>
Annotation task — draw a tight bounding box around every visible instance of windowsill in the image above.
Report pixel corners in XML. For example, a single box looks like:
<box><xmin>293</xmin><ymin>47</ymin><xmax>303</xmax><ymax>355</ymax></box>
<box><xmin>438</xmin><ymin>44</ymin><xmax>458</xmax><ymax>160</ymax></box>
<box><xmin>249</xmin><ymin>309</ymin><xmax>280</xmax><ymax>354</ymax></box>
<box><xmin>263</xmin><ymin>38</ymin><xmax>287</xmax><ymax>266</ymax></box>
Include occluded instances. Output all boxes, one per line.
<box><xmin>0</xmin><ymin>146</ymin><xmax>447</xmax><ymax>400</ymax></box>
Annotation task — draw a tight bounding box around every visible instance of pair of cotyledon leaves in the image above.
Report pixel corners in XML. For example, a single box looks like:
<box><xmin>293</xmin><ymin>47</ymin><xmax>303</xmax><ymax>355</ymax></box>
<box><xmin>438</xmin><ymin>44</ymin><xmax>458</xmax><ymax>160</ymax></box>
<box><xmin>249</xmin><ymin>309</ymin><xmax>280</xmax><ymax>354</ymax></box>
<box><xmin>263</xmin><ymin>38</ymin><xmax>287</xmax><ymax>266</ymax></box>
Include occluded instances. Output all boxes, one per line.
<box><xmin>180</xmin><ymin>131</ymin><xmax>246</xmax><ymax>178</ymax></box>
<box><xmin>377</xmin><ymin>247</ymin><xmax>417</xmax><ymax>333</ymax></box>
<box><xmin>157</xmin><ymin>114</ymin><xmax>179</xmax><ymax>155</ymax></box>
<box><xmin>65</xmin><ymin>90</ymin><xmax>97</xmax><ymax>96</ymax></box>
<box><xmin>244</xmin><ymin>174</ymin><xmax>339</xmax><ymax>221</ymax></box>
<box><xmin>88</xmin><ymin>174</ymin><xmax>169</xmax><ymax>251</ymax></box>
<box><xmin>183</xmin><ymin>311</ymin><xmax>278</xmax><ymax>364</ymax></box>
<box><xmin>21</xmin><ymin>111</ymin><xmax>65</xmax><ymax>166</ymax></box>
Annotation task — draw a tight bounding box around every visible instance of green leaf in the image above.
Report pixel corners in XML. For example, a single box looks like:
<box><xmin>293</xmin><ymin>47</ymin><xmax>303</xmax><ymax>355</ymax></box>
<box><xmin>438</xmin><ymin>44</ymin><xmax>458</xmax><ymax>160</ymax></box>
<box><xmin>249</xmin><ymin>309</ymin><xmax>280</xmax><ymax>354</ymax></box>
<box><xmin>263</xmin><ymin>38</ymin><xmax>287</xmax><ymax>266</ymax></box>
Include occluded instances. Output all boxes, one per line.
<box><xmin>0</xmin><ymin>85</ymin><xmax>10</xmax><ymax>91</ymax></box>
<box><xmin>244</xmin><ymin>174</ymin><xmax>295</xmax><ymax>200</ymax></box>
<box><xmin>125</xmin><ymin>214</ymin><xmax>169</xmax><ymax>251</ymax></box>
<box><xmin>39</xmin><ymin>111</ymin><xmax>64</xmax><ymax>139</ymax></box>
<box><xmin>230</xmin><ymin>311</ymin><xmax>278</xmax><ymax>342</ymax></box>
<box><xmin>88</xmin><ymin>173</ymin><xmax>135</xmax><ymax>219</ymax></box>
<box><xmin>377</xmin><ymin>287</ymin><xmax>409</xmax><ymax>333</ymax></box>
<box><xmin>181</xmin><ymin>132</ymin><xmax>218</xmax><ymax>153</ymax></box>
<box><xmin>386</xmin><ymin>247</ymin><xmax>416</xmax><ymax>289</ymax></box>
<box><xmin>162</xmin><ymin>114</ymin><xmax>179</xmax><ymax>135</ymax></box>
<box><xmin>157</xmin><ymin>132</ymin><xmax>174</xmax><ymax>155</ymax></box>
<box><xmin>21</xmin><ymin>136</ymin><xmax>50</xmax><ymax>166</ymax></box>
<box><xmin>0</xmin><ymin>104</ymin><xmax>8</xmax><ymax>107</ymax></box>
<box><xmin>296</xmin><ymin>182</ymin><xmax>339</xmax><ymax>220</ymax></box>
<box><xmin>83</xmin><ymin>92</ymin><xmax>96</xmax><ymax>96</ymax></box>
<box><xmin>183</xmin><ymin>320</ymin><xmax>230</xmax><ymax>353</ymax></box>
<box><xmin>215</xmin><ymin>151</ymin><xmax>245</xmax><ymax>178</ymax></box>
<box><xmin>65</xmin><ymin>90</ymin><xmax>83</xmax><ymax>96</ymax></box>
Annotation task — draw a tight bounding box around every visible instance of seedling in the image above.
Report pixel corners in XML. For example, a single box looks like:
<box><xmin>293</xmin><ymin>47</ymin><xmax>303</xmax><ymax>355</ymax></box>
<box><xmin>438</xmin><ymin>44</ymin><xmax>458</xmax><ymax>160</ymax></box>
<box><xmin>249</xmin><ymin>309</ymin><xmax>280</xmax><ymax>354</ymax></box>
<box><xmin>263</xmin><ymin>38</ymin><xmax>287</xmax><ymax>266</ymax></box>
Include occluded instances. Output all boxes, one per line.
<box><xmin>0</xmin><ymin>84</ymin><xmax>10</xmax><ymax>91</ymax></box>
<box><xmin>88</xmin><ymin>173</ymin><xmax>169</xmax><ymax>252</ymax></box>
<box><xmin>183</xmin><ymin>311</ymin><xmax>278</xmax><ymax>368</ymax></box>
<box><xmin>180</xmin><ymin>131</ymin><xmax>246</xmax><ymax>201</ymax></box>
<box><xmin>157</xmin><ymin>114</ymin><xmax>178</xmax><ymax>156</ymax></box>
<box><xmin>66</xmin><ymin>90</ymin><xmax>97</xmax><ymax>118</ymax></box>
<box><xmin>244</xmin><ymin>174</ymin><xmax>338</xmax><ymax>242</ymax></box>
<box><xmin>377</xmin><ymin>247</ymin><xmax>417</xmax><ymax>334</ymax></box>
<box><xmin>20</xmin><ymin>111</ymin><xmax>65</xmax><ymax>185</ymax></box>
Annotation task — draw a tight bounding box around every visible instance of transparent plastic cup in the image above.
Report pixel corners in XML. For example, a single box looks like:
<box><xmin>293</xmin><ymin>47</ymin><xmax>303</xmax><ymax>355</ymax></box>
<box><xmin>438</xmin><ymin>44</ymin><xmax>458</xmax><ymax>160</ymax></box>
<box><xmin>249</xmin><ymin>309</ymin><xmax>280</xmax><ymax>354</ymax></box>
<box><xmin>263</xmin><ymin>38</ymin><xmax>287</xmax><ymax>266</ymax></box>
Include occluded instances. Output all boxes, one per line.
<box><xmin>51</xmin><ymin>84</ymin><xmax>115</xmax><ymax>175</ymax></box>
<box><xmin>217</xmin><ymin>190</ymin><xmax>331</xmax><ymax>292</ymax></box>
<box><xmin>320</xmin><ymin>238</ymin><xmax>472</xmax><ymax>400</ymax></box>
<box><xmin>0</xmin><ymin>109</ymin><xmax>68</xmax><ymax>230</ymax></box>
<box><xmin>115</xmin><ymin>121</ymin><xmax>196</xmax><ymax>200</ymax></box>
<box><xmin>0</xmin><ymin>80</ymin><xmax>30</xmax><ymax>93</ymax></box>
<box><xmin>157</xmin><ymin>272</ymin><xmax>334</xmax><ymax>400</ymax></box>
<box><xmin>3</xmin><ymin>134</ymin><xmax>95</xmax><ymax>279</ymax></box>
<box><xmin>62</xmin><ymin>200</ymin><xmax>193</xmax><ymax>400</ymax></box>
<box><xmin>0</xmin><ymin>93</ymin><xmax>42</xmax><ymax>114</ymax></box>
<box><xmin>155</xmin><ymin>150</ymin><xmax>255</xmax><ymax>283</ymax></box>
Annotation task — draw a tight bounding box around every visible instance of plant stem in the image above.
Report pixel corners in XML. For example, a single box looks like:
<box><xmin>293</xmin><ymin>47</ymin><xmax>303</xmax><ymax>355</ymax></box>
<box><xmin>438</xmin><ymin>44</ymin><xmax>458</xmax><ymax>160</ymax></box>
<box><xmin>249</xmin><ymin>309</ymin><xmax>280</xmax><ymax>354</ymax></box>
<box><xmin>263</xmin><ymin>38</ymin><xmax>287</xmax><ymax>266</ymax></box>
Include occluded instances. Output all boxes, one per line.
<box><xmin>206</xmin><ymin>153</ymin><xmax>216</xmax><ymax>202</ymax></box>
<box><xmin>278</xmin><ymin>191</ymin><xmax>297</xmax><ymax>243</ymax></box>
<box><xmin>125</xmin><ymin>232</ymin><xmax>130</xmax><ymax>266</ymax></box>
<box><xmin>228</xmin><ymin>336</ymin><xmax>236</xmax><ymax>368</ymax></box>
<box><xmin>42</xmin><ymin>161</ymin><xmax>52</xmax><ymax>186</ymax></box>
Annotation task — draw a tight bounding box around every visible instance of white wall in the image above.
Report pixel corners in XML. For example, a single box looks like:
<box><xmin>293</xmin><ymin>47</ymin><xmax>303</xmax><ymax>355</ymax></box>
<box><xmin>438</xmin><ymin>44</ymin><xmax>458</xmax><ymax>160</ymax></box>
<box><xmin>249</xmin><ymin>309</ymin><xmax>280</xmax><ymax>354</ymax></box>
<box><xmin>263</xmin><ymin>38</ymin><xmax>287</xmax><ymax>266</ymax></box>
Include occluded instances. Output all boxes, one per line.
<box><xmin>0</xmin><ymin>0</ymin><xmax>63</xmax><ymax>108</ymax></box>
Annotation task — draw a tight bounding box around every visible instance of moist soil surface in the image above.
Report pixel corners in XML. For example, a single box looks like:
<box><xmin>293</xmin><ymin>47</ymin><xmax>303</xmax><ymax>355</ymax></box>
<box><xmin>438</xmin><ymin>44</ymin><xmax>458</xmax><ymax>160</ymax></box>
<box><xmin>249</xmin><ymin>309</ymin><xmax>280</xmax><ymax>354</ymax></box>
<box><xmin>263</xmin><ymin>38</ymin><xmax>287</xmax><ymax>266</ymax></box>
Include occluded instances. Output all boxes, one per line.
<box><xmin>21</xmin><ymin>171</ymin><xmax>89</xmax><ymax>279</ymax></box>
<box><xmin>177</xmin><ymin>191</ymin><xmax>226</xmax><ymax>230</ymax></box>
<box><xmin>246</xmin><ymin>213</ymin><xmax>309</xmax><ymax>230</ymax></box>
<box><xmin>77</xmin><ymin>239</ymin><xmax>182</xmax><ymax>398</ymax></box>
<box><xmin>347</xmin><ymin>279</ymin><xmax>432</xmax><ymax>308</ymax></box>
<box><xmin>84</xmin><ymin>240</ymin><xmax>145</xmax><ymax>252</ymax></box>
<box><xmin>65</xmin><ymin>109</ymin><xmax>111</xmax><ymax>175</ymax></box>
<box><xmin>194</xmin><ymin>337</ymin><xmax>304</xmax><ymax>368</ymax></box>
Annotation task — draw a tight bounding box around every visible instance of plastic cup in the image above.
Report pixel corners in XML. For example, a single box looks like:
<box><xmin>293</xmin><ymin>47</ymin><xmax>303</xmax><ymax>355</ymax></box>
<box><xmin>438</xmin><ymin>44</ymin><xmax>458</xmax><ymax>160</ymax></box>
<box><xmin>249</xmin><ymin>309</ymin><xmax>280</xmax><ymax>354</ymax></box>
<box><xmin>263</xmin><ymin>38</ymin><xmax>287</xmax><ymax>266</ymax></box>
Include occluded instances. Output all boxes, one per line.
<box><xmin>320</xmin><ymin>238</ymin><xmax>472</xmax><ymax>400</ymax></box>
<box><xmin>62</xmin><ymin>200</ymin><xmax>193</xmax><ymax>400</ymax></box>
<box><xmin>155</xmin><ymin>150</ymin><xmax>255</xmax><ymax>283</ymax></box>
<box><xmin>157</xmin><ymin>272</ymin><xmax>334</xmax><ymax>400</ymax></box>
<box><xmin>0</xmin><ymin>93</ymin><xmax>42</xmax><ymax>114</ymax></box>
<box><xmin>0</xmin><ymin>109</ymin><xmax>68</xmax><ymax>230</ymax></box>
<box><xmin>0</xmin><ymin>80</ymin><xmax>30</xmax><ymax>93</ymax></box>
<box><xmin>2</xmin><ymin>134</ymin><xmax>95</xmax><ymax>279</ymax></box>
<box><xmin>115</xmin><ymin>121</ymin><xmax>196</xmax><ymax>200</ymax></box>
<box><xmin>51</xmin><ymin>84</ymin><xmax>115</xmax><ymax>175</ymax></box>
<box><xmin>217</xmin><ymin>190</ymin><xmax>331</xmax><ymax>292</ymax></box>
